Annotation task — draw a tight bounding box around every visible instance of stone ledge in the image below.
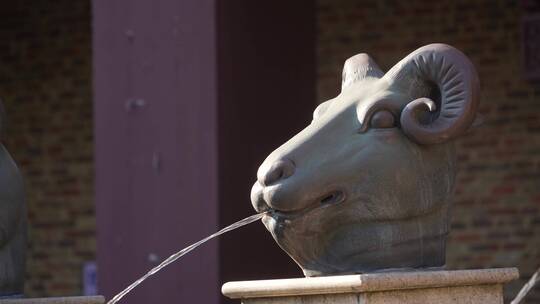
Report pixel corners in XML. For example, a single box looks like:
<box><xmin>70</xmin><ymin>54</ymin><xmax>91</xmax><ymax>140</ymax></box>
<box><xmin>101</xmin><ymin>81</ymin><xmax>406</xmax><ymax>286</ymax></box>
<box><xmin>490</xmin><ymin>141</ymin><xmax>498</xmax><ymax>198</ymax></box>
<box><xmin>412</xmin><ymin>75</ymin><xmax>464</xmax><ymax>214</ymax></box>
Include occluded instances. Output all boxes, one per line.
<box><xmin>0</xmin><ymin>296</ymin><xmax>105</xmax><ymax>304</ymax></box>
<box><xmin>222</xmin><ymin>268</ymin><xmax>519</xmax><ymax>299</ymax></box>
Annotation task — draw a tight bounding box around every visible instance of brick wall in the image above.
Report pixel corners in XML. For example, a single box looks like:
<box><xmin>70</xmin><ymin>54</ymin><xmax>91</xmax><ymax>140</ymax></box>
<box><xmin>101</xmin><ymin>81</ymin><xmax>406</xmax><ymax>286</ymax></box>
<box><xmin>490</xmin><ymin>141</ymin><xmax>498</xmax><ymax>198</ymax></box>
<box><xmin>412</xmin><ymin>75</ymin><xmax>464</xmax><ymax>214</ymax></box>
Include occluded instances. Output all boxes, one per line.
<box><xmin>317</xmin><ymin>0</ymin><xmax>540</xmax><ymax>302</ymax></box>
<box><xmin>0</xmin><ymin>0</ymin><xmax>94</xmax><ymax>297</ymax></box>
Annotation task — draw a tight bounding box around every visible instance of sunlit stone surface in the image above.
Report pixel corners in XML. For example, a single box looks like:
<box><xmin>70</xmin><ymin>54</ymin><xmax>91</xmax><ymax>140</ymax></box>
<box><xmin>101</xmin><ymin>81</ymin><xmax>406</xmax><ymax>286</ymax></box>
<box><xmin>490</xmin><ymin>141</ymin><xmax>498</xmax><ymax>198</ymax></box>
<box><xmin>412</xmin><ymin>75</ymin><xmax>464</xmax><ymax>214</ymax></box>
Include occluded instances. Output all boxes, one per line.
<box><xmin>222</xmin><ymin>268</ymin><xmax>518</xmax><ymax>304</ymax></box>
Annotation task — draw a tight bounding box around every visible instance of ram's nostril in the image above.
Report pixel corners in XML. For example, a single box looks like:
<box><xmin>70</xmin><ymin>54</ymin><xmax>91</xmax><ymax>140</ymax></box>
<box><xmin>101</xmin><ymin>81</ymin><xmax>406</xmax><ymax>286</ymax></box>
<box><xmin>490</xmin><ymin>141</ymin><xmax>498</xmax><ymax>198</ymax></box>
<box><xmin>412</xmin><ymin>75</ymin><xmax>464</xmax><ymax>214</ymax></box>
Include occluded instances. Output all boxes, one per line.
<box><xmin>260</xmin><ymin>159</ymin><xmax>295</xmax><ymax>186</ymax></box>
<box><xmin>251</xmin><ymin>182</ymin><xmax>270</xmax><ymax>213</ymax></box>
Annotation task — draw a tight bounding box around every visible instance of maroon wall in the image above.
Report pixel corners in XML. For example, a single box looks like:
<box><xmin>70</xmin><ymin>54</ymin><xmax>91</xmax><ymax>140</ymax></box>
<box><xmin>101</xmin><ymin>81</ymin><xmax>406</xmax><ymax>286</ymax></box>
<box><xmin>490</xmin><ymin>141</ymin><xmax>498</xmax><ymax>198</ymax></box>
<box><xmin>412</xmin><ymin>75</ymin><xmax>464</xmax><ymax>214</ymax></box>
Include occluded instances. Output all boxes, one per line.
<box><xmin>93</xmin><ymin>1</ymin><xmax>219</xmax><ymax>303</ymax></box>
<box><xmin>93</xmin><ymin>0</ymin><xmax>315</xmax><ymax>303</ymax></box>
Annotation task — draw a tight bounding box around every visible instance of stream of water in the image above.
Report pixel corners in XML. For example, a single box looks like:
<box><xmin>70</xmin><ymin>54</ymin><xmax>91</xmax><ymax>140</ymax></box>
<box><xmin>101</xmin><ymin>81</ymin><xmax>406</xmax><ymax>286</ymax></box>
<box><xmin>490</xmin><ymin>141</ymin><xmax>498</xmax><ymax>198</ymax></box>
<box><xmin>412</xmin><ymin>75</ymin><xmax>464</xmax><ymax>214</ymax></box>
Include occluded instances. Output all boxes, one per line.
<box><xmin>107</xmin><ymin>212</ymin><xmax>266</xmax><ymax>304</ymax></box>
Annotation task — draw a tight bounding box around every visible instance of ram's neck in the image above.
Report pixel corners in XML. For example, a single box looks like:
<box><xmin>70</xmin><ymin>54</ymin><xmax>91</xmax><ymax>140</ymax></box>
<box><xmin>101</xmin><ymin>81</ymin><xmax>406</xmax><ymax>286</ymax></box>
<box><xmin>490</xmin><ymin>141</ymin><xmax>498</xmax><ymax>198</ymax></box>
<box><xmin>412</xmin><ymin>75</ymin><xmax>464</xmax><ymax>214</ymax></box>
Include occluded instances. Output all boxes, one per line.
<box><xmin>302</xmin><ymin>204</ymin><xmax>450</xmax><ymax>277</ymax></box>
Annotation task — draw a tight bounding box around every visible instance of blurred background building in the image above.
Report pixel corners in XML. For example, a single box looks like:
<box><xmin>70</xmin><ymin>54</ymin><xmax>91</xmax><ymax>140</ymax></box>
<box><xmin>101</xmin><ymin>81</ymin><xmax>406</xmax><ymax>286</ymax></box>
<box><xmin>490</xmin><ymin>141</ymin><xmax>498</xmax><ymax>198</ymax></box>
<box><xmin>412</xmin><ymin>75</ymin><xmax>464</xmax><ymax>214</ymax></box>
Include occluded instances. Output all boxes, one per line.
<box><xmin>0</xmin><ymin>0</ymin><xmax>538</xmax><ymax>303</ymax></box>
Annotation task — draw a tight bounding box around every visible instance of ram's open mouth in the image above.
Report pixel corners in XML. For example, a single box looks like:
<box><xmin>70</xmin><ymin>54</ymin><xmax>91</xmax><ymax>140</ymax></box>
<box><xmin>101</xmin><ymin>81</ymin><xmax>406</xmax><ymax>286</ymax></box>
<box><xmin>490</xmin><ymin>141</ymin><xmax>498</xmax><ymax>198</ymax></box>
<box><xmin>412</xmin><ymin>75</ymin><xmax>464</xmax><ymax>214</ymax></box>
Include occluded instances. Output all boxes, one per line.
<box><xmin>264</xmin><ymin>190</ymin><xmax>346</xmax><ymax>219</ymax></box>
<box><xmin>319</xmin><ymin>190</ymin><xmax>345</xmax><ymax>206</ymax></box>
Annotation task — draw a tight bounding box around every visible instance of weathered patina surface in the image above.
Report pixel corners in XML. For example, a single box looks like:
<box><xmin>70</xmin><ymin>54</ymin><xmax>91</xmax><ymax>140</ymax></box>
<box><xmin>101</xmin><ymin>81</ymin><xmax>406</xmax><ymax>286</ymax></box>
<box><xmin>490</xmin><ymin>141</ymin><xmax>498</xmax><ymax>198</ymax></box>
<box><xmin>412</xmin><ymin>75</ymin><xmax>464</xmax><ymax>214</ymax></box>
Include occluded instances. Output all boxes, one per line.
<box><xmin>0</xmin><ymin>102</ymin><xmax>26</xmax><ymax>295</ymax></box>
<box><xmin>251</xmin><ymin>44</ymin><xmax>480</xmax><ymax>276</ymax></box>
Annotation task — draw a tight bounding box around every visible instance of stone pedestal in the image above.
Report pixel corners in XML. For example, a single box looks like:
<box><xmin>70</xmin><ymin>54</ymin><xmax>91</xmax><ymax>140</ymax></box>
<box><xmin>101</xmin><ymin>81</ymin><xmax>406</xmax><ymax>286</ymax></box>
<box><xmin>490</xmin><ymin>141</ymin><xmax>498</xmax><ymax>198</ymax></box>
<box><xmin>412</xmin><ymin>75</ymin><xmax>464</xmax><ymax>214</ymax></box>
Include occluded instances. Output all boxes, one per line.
<box><xmin>222</xmin><ymin>268</ymin><xmax>518</xmax><ymax>304</ymax></box>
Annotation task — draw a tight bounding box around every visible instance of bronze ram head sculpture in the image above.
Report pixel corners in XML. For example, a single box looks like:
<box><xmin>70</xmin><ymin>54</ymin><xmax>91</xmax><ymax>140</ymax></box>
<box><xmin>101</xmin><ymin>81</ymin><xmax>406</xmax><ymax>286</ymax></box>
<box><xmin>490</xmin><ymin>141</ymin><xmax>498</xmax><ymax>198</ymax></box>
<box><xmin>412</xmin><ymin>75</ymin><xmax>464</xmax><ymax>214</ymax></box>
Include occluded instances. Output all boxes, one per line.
<box><xmin>251</xmin><ymin>44</ymin><xmax>480</xmax><ymax>276</ymax></box>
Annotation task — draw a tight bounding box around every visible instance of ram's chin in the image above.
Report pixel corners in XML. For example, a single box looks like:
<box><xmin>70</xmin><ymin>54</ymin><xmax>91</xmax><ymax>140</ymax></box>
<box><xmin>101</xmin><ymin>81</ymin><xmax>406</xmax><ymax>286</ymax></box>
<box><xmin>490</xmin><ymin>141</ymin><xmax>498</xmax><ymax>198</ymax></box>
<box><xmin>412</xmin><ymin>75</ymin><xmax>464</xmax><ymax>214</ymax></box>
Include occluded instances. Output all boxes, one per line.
<box><xmin>262</xmin><ymin>212</ymin><xmax>289</xmax><ymax>238</ymax></box>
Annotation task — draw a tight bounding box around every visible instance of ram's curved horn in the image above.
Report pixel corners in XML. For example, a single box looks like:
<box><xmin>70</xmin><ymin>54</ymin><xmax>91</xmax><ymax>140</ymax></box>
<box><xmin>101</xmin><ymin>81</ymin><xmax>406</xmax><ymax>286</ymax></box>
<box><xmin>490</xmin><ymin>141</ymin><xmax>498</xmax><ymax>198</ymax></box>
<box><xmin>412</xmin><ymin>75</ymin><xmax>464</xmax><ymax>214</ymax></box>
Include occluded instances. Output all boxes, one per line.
<box><xmin>342</xmin><ymin>54</ymin><xmax>384</xmax><ymax>91</ymax></box>
<box><xmin>384</xmin><ymin>44</ymin><xmax>480</xmax><ymax>144</ymax></box>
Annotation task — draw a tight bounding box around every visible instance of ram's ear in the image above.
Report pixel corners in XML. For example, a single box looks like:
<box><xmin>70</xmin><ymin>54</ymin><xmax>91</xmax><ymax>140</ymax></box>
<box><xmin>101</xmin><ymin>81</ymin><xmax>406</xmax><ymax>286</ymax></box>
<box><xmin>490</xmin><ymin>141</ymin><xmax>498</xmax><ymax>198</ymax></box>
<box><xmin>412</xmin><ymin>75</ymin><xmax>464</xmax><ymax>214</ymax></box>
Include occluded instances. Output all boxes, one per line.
<box><xmin>341</xmin><ymin>54</ymin><xmax>383</xmax><ymax>91</ymax></box>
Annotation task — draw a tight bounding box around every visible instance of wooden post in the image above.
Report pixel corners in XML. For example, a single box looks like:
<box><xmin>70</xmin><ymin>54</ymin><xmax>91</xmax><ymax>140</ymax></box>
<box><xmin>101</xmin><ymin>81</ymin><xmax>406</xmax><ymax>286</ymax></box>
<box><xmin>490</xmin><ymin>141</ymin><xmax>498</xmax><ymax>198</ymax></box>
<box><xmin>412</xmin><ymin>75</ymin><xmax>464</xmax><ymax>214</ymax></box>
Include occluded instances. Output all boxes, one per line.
<box><xmin>93</xmin><ymin>0</ymin><xmax>315</xmax><ymax>303</ymax></box>
<box><xmin>93</xmin><ymin>1</ymin><xmax>219</xmax><ymax>303</ymax></box>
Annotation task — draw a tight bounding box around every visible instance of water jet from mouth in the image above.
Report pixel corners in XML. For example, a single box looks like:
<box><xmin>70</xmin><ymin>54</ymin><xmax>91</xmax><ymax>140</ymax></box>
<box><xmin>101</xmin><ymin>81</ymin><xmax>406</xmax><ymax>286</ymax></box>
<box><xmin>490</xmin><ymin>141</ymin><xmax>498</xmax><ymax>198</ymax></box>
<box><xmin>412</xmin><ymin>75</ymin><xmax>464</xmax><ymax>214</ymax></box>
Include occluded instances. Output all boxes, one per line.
<box><xmin>106</xmin><ymin>212</ymin><xmax>266</xmax><ymax>304</ymax></box>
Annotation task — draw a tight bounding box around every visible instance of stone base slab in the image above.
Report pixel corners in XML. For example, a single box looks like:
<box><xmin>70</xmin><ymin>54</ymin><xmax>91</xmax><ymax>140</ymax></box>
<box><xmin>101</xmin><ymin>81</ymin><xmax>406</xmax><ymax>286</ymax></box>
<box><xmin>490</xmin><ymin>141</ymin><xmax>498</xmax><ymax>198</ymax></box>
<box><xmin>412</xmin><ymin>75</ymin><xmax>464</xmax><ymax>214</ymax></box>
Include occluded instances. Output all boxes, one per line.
<box><xmin>222</xmin><ymin>268</ymin><xmax>518</xmax><ymax>304</ymax></box>
<box><xmin>0</xmin><ymin>296</ymin><xmax>105</xmax><ymax>304</ymax></box>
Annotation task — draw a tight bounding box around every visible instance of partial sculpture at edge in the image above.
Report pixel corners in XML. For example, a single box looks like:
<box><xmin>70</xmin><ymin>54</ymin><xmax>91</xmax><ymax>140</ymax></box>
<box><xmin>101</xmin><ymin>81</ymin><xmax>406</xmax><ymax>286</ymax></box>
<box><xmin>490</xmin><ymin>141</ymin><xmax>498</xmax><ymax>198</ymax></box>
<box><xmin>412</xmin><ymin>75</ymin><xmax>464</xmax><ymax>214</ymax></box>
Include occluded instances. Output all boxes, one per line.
<box><xmin>0</xmin><ymin>102</ymin><xmax>26</xmax><ymax>296</ymax></box>
<box><xmin>251</xmin><ymin>44</ymin><xmax>480</xmax><ymax>276</ymax></box>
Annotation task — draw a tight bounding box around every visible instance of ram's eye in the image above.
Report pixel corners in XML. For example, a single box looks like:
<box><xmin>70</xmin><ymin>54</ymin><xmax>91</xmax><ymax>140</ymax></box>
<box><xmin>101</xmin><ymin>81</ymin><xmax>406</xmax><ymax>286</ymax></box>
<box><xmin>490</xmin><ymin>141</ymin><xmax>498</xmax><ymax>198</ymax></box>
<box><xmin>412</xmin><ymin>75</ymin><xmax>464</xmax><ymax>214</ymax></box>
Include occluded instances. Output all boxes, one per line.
<box><xmin>370</xmin><ymin>110</ymin><xmax>395</xmax><ymax>128</ymax></box>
